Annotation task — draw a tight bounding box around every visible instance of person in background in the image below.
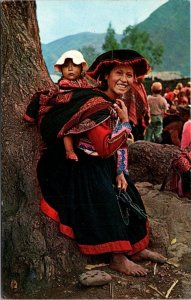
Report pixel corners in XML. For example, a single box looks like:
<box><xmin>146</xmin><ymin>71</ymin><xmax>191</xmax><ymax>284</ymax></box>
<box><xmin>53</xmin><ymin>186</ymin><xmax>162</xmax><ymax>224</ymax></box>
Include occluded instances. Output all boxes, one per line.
<box><xmin>184</xmin><ymin>81</ymin><xmax>191</xmax><ymax>103</ymax></box>
<box><xmin>160</xmin><ymin>106</ymin><xmax>191</xmax><ymax>199</ymax></box>
<box><xmin>26</xmin><ymin>49</ymin><xmax>167</xmax><ymax>277</ymax></box>
<box><xmin>144</xmin><ymin>82</ymin><xmax>168</xmax><ymax>143</ymax></box>
<box><xmin>164</xmin><ymin>88</ymin><xmax>176</xmax><ymax>109</ymax></box>
<box><xmin>123</xmin><ymin>77</ymin><xmax>150</xmax><ymax>141</ymax></box>
<box><xmin>161</xmin><ymin>105</ymin><xmax>190</xmax><ymax>147</ymax></box>
<box><xmin>177</xmin><ymin>91</ymin><xmax>189</xmax><ymax>106</ymax></box>
<box><xmin>173</xmin><ymin>82</ymin><xmax>184</xmax><ymax>97</ymax></box>
<box><xmin>179</xmin><ymin>112</ymin><xmax>191</xmax><ymax>198</ymax></box>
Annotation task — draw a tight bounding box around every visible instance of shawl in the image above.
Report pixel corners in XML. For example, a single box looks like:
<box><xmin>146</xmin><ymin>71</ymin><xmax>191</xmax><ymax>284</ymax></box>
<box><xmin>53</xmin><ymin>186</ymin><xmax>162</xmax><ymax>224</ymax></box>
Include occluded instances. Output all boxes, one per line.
<box><xmin>58</xmin><ymin>77</ymin><xmax>93</xmax><ymax>89</ymax></box>
<box><xmin>123</xmin><ymin>81</ymin><xmax>149</xmax><ymax>126</ymax></box>
<box><xmin>38</xmin><ymin>87</ymin><xmax>114</xmax><ymax>143</ymax></box>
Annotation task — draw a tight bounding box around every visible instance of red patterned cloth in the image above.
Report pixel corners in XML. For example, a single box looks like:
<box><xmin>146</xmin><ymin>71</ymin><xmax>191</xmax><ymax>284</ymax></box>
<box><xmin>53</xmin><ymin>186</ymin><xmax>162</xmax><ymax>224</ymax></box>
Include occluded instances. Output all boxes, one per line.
<box><xmin>123</xmin><ymin>81</ymin><xmax>149</xmax><ymax>127</ymax></box>
<box><xmin>161</xmin><ymin>150</ymin><xmax>191</xmax><ymax>198</ymax></box>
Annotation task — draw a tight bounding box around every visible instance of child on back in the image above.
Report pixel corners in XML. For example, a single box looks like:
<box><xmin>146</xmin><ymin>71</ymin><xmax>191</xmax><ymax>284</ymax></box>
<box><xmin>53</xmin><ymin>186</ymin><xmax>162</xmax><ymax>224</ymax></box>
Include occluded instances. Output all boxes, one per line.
<box><xmin>54</xmin><ymin>50</ymin><xmax>93</xmax><ymax>161</ymax></box>
<box><xmin>24</xmin><ymin>50</ymin><xmax>93</xmax><ymax>161</ymax></box>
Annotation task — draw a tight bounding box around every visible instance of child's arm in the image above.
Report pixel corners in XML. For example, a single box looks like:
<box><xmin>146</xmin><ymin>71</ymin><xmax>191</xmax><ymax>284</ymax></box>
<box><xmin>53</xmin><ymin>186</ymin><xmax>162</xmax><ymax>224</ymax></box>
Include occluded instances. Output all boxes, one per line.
<box><xmin>63</xmin><ymin>135</ymin><xmax>78</xmax><ymax>161</ymax></box>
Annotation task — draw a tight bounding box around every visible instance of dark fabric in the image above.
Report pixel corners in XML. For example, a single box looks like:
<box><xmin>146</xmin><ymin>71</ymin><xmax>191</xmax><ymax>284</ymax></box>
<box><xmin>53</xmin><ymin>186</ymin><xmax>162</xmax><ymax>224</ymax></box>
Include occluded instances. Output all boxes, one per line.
<box><xmin>163</xmin><ymin>114</ymin><xmax>181</xmax><ymax>128</ymax></box>
<box><xmin>39</xmin><ymin>88</ymin><xmax>113</xmax><ymax>143</ymax></box>
<box><xmin>37</xmin><ymin>141</ymin><xmax>148</xmax><ymax>249</ymax></box>
<box><xmin>181</xmin><ymin>170</ymin><xmax>191</xmax><ymax>193</ymax></box>
<box><xmin>25</xmin><ymin>91</ymin><xmax>42</xmax><ymax>120</ymax></box>
<box><xmin>161</xmin><ymin>115</ymin><xmax>183</xmax><ymax>145</ymax></box>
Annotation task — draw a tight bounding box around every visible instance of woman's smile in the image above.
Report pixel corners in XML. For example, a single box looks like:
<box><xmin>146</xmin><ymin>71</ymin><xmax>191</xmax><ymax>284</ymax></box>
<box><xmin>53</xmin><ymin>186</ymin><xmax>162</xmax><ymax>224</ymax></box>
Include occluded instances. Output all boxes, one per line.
<box><xmin>105</xmin><ymin>64</ymin><xmax>134</xmax><ymax>99</ymax></box>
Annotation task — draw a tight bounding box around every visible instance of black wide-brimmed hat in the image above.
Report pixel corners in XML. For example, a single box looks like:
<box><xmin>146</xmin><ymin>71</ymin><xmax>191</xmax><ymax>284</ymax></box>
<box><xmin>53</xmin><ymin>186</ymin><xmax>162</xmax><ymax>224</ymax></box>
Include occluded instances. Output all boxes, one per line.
<box><xmin>87</xmin><ymin>49</ymin><xmax>151</xmax><ymax>79</ymax></box>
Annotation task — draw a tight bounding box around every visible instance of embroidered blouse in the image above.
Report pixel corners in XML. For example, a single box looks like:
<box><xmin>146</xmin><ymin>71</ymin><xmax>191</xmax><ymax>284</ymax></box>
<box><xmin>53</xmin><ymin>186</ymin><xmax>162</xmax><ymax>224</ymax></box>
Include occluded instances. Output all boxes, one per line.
<box><xmin>77</xmin><ymin>118</ymin><xmax>132</xmax><ymax>175</ymax></box>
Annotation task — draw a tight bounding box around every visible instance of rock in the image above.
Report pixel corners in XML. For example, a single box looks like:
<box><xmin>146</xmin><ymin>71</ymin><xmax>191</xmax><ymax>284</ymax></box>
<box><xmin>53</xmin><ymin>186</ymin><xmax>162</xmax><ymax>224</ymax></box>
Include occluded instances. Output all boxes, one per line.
<box><xmin>137</xmin><ymin>183</ymin><xmax>191</xmax><ymax>271</ymax></box>
<box><xmin>79</xmin><ymin>270</ymin><xmax>112</xmax><ymax>286</ymax></box>
<box><xmin>129</xmin><ymin>141</ymin><xmax>181</xmax><ymax>184</ymax></box>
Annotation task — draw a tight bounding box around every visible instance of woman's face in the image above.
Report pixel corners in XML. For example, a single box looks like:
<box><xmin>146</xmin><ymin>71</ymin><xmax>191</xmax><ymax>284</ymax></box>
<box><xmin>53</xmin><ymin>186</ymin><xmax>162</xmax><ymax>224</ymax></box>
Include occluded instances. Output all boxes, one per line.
<box><xmin>104</xmin><ymin>64</ymin><xmax>134</xmax><ymax>99</ymax></box>
<box><xmin>61</xmin><ymin>58</ymin><xmax>82</xmax><ymax>80</ymax></box>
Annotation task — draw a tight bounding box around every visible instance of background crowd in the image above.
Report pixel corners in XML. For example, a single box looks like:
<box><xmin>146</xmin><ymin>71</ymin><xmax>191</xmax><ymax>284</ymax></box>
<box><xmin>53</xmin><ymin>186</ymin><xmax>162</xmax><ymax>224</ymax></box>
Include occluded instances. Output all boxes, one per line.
<box><xmin>129</xmin><ymin>79</ymin><xmax>191</xmax><ymax>199</ymax></box>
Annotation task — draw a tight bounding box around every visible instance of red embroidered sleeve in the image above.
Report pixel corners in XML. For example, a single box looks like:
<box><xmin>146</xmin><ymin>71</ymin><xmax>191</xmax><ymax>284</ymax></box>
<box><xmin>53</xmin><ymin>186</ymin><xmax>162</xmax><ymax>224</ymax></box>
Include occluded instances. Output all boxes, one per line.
<box><xmin>86</xmin><ymin>121</ymin><xmax>131</xmax><ymax>158</ymax></box>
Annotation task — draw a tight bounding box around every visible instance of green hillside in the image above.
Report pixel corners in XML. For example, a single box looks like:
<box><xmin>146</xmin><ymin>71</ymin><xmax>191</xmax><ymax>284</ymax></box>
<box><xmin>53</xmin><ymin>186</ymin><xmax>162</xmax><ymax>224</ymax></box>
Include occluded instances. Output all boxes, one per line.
<box><xmin>41</xmin><ymin>32</ymin><xmax>118</xmax><ymax>75</ymax></box>
<box><xmin>41</xmin><ymin>0</ymin><xmax>190</xmax><ymax>76</ymax></box>
<box><xmin>136</xmin><ymin>0</ymin><xmax>190</xmax><ymax>76</ymax></box>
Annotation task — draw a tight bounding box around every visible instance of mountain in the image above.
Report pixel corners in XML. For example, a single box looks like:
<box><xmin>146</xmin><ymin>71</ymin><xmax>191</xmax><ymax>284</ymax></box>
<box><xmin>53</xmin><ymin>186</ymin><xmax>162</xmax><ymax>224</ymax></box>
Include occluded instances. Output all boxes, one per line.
<box><xmin>136</xmin><ymin>0</ymin><xmax>190</xmax><ymax>76</ymax></box>
<box><xmin>41</xmin><ymin>0</ymin><xmax>190</xmax><ymax>77</ymax></box>
<box><xmin>41</xmin><ymin>32</ymin><xmax>122</xmax><ymax>75</ymax></box>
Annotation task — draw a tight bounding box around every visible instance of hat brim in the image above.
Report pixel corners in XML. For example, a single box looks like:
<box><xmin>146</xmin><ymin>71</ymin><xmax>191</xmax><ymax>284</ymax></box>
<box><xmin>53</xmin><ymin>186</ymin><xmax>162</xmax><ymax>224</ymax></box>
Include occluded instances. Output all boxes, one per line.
<box><xmin>54</xmin><ymin>60</ymin><xmax>88</xmax><ymax>73</ymax></box>
<box><xmin>87</xmin><ymin>49</ymin><xmax>151</xmax><ymax>79</ymax></box>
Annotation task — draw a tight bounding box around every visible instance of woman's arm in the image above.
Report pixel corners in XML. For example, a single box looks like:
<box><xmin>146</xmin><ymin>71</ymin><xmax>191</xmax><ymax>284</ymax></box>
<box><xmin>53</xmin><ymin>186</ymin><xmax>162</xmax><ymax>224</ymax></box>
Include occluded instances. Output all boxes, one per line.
<box><xmin>86</xmin><ymin>120</ymin><xmax>131</xmax><ymax>158</ymax></box>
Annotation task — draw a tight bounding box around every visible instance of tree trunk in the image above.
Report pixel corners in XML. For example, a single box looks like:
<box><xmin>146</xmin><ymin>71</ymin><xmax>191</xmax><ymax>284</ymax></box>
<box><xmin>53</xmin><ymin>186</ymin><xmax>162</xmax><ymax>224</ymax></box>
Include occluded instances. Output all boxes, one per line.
<box><xmin>2</xmin><ymin>0</ymin><xmax>87</xmax><ymax>293</ymax></box>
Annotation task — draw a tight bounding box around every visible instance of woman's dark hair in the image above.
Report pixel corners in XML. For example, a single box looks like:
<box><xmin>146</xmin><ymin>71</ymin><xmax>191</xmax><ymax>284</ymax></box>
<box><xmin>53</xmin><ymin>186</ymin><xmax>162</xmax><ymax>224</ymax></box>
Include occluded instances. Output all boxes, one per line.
<box><xmin>98</xmin><ymin>63</ymin><xmax>117</xmax><ymax>90</ymax></box>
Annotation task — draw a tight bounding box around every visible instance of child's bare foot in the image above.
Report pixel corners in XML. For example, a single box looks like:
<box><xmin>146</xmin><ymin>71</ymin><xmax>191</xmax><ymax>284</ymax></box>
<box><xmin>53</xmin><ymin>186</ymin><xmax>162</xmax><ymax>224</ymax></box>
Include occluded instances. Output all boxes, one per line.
<box><xmin>66</xmin><ymin>151</ymin><xmax>78</xmax><ymax>161</ymax></box>
<box><xmin>130</xmin><ymin>249</ymin><xmax>167</xmax><ymax>263</ymax></box>
<box><xmin>110</xmin><ymin>254</ymin><xmax>148</xmax><ymax>276</ymax></box>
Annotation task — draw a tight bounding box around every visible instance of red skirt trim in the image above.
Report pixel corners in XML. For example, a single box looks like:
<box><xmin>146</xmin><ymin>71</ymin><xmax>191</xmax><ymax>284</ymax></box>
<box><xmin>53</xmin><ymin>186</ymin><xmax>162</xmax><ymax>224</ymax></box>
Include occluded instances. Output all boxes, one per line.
<box><xmin>79</xmin><ymin>220</ymin><xmax>149</xmax><ymax>255</ymax></box>
<box><xmin>40</xmin><ymin>197</ymin><xmax>149</xmax><ymax>255</ymax></box>
<box><xmin>40</xmin><ymin>198</ymin><xmax>59</xmax><ymax>222</ymax></box>
<box><xmin>60</xmin><ymin>223</ymin><xmax>75</xmax><ymax>239</ymax></box>
<box><xmin>40</xmin><ymin>198</ymin><xmax>75</xmax><ymax>238</ymax></box>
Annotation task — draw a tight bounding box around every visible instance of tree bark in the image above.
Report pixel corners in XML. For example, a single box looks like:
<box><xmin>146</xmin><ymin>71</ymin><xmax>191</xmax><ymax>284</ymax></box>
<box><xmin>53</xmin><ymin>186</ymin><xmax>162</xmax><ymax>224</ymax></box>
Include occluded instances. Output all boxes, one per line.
<box><xmin>2</xmin><ymin>0</ymin><xmax>87</xmax><ymax>293</ymax></box>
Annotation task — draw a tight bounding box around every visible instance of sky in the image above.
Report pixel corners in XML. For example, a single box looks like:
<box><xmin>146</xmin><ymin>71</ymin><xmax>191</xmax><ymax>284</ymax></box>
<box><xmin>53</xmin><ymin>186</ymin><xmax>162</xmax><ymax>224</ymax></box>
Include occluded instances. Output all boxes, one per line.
<box><xmin>36</xmin><ymin>0</ymin><xmax>168</xmax><ymax>44</ymax></box>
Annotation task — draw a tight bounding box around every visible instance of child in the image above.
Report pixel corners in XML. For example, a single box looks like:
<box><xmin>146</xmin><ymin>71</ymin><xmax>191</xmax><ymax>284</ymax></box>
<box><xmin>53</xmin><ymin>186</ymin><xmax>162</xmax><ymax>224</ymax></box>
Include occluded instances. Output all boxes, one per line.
<box><xmin>24</xmin><ymin>50</ymin><xmax>93</xmax><ymax>161</ymax></box>
<box><xmin>54</xmin><ymin>50</ymin><xmax>94</xmax><ymax>161</ymax></box>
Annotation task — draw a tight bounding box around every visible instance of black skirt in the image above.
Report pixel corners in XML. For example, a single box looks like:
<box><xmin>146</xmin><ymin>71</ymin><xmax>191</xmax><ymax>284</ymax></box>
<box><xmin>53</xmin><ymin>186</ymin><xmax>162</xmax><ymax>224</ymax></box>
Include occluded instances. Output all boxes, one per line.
<box><xmin>37</xmin><ymin>140</ymin><xmax>149</xmax><ymax>255</ymax></box>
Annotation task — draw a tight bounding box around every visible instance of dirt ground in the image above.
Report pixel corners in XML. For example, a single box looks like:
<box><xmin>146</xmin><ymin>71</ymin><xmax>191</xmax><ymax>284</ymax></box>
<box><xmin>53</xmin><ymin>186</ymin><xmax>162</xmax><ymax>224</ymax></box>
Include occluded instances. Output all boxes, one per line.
<box><xmin>4</xmin><ymin>258</ymin><xmax>191</xmax><ymax>299</ymax></box>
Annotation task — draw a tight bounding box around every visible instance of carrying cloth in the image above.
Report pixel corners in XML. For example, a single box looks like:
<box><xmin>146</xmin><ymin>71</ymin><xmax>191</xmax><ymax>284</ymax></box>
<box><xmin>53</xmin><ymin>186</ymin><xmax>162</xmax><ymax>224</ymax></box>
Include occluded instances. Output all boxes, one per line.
<box><xmin>38</xmin><ymin>87</ymin><xmax>114</xmax><ymax>143</ymax></box>
<box><xmin>160</xmin><ymin>150</ymin><xmax>191</xmax><ymax>198</ymax></box>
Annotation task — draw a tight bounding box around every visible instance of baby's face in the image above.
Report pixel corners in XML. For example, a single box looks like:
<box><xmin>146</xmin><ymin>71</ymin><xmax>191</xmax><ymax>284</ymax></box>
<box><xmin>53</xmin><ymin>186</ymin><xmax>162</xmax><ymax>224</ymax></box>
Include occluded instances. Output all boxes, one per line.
<box><xmin>61</xmin><ymin>58</ymin><xmax>82</xmax><ymax>80</ymax></box>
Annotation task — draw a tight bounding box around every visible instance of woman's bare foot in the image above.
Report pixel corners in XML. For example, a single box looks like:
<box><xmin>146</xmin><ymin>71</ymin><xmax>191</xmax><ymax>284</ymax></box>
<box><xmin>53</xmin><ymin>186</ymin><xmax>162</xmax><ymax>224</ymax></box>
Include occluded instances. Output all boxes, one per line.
<box><xmin>130</xmin><ymin>249</ymin><xmax>167</xmax><ymax>263</ymax></box>
<box><xmin>110</xmin><ymin>254</ymin><xmax>148</xmax><ymax>276</ymax></box>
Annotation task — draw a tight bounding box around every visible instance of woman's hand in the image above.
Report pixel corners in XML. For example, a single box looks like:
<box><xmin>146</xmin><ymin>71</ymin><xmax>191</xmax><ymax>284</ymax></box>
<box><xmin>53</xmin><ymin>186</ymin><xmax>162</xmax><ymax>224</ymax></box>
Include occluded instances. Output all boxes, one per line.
<box><xmin>116</xmin><ymin>173</ymin><xmax>128</xmax><ymax>191</ymax></box>
<box><xmin>113</xmin><ymin>99</ymin><xmax>129</xmax><ymax>123</ymax></box>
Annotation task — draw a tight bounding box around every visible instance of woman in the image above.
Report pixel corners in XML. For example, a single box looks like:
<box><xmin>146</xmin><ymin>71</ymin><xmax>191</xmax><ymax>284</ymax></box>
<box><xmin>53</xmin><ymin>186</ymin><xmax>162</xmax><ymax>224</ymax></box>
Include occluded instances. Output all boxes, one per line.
<box><xmin>160</xmin><ymin>108</ymin><xmax>191</xmax><ymax>199</ymax></box>
<box><xmin>144</xmin><ymin>81</ymin><xmax>168</xmax><ymax>143</ymax></box>
<box><xmin>33</xmin><ymin>49</ymin><xmax>166</xmax><ymax>277</ymax></box>
<box><xmin>161</xmin><ymin>105</ymin><xmax>190</xmax><ymax>147</ymax></box>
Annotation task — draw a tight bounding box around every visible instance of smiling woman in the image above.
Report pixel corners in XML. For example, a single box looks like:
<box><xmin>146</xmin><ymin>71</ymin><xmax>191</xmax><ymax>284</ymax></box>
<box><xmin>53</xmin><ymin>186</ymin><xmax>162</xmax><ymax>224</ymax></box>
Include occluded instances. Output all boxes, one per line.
<box><xmin>24</xmin><ymin>48</ymin><xmax>167</xmax><ymax>277</ymax></box>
